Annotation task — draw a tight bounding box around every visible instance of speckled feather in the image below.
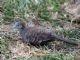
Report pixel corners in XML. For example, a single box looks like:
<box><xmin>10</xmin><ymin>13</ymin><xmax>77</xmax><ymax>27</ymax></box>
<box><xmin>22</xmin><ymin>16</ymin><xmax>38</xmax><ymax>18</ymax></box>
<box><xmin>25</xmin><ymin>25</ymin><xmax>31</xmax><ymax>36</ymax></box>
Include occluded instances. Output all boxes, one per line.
<box><xmin>19</xmin><ymin>26</ymin><xmax>54</xmax><ymax>45</ymax></box>
<box><xmin>14</xmin><ymin>20</ymin><xmax>78</xmax><ymax>46</ymax></box>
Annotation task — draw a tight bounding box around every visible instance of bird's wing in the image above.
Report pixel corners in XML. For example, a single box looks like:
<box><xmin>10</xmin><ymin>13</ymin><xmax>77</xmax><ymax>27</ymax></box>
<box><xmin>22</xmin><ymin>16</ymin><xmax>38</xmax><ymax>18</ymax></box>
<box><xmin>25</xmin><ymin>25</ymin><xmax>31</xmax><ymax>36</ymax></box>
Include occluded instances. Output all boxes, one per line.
<box><xmin>25</xmin><ymin>27</ymin><xmax>53</xmax><ymax>44</ymax></box>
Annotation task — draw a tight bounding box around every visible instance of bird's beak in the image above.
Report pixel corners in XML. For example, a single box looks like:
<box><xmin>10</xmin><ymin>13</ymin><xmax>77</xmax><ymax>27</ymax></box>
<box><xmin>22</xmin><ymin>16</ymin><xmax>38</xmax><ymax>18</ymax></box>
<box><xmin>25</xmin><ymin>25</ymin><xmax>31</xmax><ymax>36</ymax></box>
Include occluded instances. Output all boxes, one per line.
<box><xmin>13</xmin><ymin>23</ymin><xmax>18</xmax><ymax>31</ymax></box>
<box><xmin>11</xmin><ymin>22</ymin><xmax>15</xmax><ymax>28</ymax></box>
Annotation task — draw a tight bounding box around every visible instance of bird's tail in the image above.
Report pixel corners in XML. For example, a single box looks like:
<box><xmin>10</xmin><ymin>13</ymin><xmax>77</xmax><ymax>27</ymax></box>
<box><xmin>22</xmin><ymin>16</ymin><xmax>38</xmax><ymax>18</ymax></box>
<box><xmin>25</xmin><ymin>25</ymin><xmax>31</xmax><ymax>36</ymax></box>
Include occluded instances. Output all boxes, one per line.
<box><xmin>52</xmin><ymin>34</ymin><xmax>78</xmax><ymax>46</ymax></box>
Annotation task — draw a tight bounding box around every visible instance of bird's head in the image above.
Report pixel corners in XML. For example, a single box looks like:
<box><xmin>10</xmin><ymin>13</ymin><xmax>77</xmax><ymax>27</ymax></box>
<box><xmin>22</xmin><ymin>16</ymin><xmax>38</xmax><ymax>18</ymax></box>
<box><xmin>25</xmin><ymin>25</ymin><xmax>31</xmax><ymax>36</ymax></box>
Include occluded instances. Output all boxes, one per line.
<box><xmin>14</xmin><ymin>19</ymin><xmax>26</xmax><ymax>30</ymax></box>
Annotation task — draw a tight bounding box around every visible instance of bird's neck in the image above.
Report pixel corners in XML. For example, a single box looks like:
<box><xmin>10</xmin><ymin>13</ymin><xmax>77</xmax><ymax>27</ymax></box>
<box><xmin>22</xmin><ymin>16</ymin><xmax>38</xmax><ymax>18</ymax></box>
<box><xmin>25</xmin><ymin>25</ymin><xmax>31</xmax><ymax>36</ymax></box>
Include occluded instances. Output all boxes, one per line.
<box><xmin>19</xmin><ymin>27</ymin><xmax>25</xmax><ymax>31</ymax></box>
<box><xmin>19</xmin><ymin>27</ymin><xmax>27</xmax><ymax>34</ymax></box>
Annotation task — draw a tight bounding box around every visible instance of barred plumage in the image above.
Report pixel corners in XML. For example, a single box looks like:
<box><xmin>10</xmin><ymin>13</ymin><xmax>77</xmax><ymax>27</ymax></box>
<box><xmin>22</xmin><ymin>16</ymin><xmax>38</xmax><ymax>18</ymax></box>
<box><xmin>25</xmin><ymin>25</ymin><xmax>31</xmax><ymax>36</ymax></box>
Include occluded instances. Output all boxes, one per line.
<box><xmin>14</xmin><ymin>20</ymin><xmax>78</xmax><ymax>46</ymax></box>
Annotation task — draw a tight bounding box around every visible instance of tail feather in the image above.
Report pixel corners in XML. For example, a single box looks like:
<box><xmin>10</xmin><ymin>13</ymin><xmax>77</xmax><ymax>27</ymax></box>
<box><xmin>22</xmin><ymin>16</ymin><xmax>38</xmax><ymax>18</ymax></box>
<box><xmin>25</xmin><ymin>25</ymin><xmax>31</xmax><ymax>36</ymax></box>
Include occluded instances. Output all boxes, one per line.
<box><xmin>52</xmin><ymin>34</ymin><xmax>78</xmax><ymax>45</ymax></box>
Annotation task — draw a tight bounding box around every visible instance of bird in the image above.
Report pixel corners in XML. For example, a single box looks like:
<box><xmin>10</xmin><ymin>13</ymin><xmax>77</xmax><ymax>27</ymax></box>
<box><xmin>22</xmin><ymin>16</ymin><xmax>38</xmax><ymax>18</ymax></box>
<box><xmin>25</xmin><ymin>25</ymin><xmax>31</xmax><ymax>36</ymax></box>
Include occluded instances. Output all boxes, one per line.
<box><xmin>13</xmin><ymin>19</ymin><xmax>78</xmax><ymax>46</ymax></box>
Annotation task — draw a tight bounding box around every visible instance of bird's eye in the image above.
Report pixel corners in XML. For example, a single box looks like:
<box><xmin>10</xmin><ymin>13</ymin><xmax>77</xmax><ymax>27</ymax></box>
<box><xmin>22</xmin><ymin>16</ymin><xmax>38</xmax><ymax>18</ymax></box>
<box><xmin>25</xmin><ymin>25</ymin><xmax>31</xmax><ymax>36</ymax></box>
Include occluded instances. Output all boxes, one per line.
<box><xmin>17</xmin><ymin>24</ymin><xmax>19</xmax><ymax>26</ymax></box>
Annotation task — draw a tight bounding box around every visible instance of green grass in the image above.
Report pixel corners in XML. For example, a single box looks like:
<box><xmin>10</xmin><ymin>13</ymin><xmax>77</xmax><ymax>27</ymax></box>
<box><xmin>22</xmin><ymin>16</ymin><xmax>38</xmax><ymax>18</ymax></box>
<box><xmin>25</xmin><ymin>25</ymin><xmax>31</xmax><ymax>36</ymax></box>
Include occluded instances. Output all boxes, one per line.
<box><xmin>1</xmin><ymin>0</ymin><xmax>80</xmax><ymax>60</ymax></box>
<box><xmin>3</xmin><ymin>0</ymin><xmax>66</xmax><ymax>21</ymax></box>
<box><xmin>55</xmin><ymin>28</ymin><xmax>80</xmax><ymax>41</ymax></box>
<box><xmin>0</xmin><ymin>37</ymin><xmax>9</xmax><ymax>54</ymax></box>
<box><xmin>6</xmin><ymin>52</ymin><xmax>76</xmax><ymax>60</ymax></box>
<box><xmin>0</xmin><ymin>35</ymin><xmax>78</xmax><ymax>60</ymax></box>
